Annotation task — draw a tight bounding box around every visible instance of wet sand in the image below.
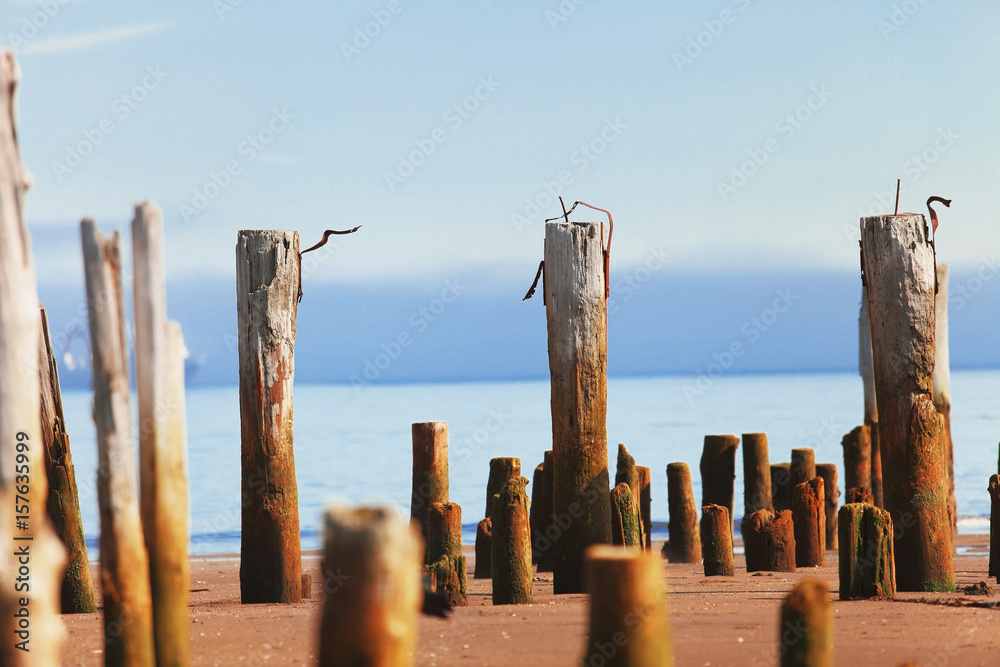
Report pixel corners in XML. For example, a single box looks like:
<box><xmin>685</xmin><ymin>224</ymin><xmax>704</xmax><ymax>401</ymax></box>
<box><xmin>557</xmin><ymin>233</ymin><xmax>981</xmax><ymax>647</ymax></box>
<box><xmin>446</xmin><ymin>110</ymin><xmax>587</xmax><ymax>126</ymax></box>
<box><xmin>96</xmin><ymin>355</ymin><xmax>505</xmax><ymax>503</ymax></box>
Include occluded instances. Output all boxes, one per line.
<box><xmin>61</xmin><ymin>534</ymin><xmax>1000</xmax><ymax>665</ymax></box>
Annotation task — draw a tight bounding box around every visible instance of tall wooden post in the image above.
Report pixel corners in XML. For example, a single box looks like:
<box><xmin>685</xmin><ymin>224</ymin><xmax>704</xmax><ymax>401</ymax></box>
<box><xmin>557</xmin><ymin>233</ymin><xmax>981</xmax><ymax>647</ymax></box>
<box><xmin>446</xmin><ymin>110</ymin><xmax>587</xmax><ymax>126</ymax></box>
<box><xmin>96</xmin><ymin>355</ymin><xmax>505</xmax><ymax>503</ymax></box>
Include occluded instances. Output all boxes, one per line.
<box><xmin>39</xmin><ymin>306</ymin><xmax>96</xmax><ymax>614</ymax></box>
<box><xmin>841</xmin><ymin>426</ymin><xmax>872</xmax><ymax>498</ymax></box>
<box><xmin>816</xmin><ymin>463</ymin><xmax>839</xmax><ymax>551</ymax></box>
<box><xmin>545</xmin><ymin>221</ymin><xmax>611</xmax><ymax>594</ymax></box>
<box><xmin>537</xmin><ymin>450</ymin><xmax>555</xmax><ymax>572</ymax></box>
<box><xmin>0</xmin><ymin>49</ymin><xmax>66</xmax><ymax>666</ymax></box>
<box><xmin>860</xmin><ymin>286</ymin><xmax>883</xmax><ymax>508</ymax></box>
<box><xmin>700</xmin><ymin>435</ymin><xmax>739</xmax><ymax>530</ymax></box>
<box><xmin>82</xmin><ymin>219</ymin><xmax>155</xmax><ymax>665</ymax></box>
<box><xmin>933</xmin><ymin>264</ymin><xmax>956</xmax><ymax>534</ymax></box>
<box><xmin>236</xmin><ymin>230</ymin><xmax>302</xmax><ymax>603</ymax></box>
<box><xmin>742</xmin><ymin>433</ymin><xmax>772</xmax><ymax>519</ymax></box>
<box><xmin>410</xmin><ymin>421</ymin><xmax>448</xmax><ymax>551</ymax></box>
<box><xmin>861</xmin><ymin>214</ymin><xmax>955</xmax><ymax>592</ymax></box>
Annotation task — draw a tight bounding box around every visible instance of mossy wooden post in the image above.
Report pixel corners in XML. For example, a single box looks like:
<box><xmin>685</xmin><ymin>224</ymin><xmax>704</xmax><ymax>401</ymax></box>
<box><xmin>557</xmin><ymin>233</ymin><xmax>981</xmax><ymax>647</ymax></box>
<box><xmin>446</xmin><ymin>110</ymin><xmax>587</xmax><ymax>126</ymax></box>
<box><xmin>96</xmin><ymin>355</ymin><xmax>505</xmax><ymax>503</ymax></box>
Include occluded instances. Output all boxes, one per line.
<box><xmin>39</xmin><ymin>306</ymin><xmax>96</xmax><ymax>614</ymax></box>
<box><xmin>610</xmin><ymin>483</ymin><xmax>641</xmax><ymax>549</ymax></box>
<box><xmin>700</xmin><ymin>435</ymin><xmax>739</xmax><ymax>531</ymax></box>
<box><xmin>0</xmin><ymin>51</ymin><xmax>67</xmax><ymax>666</ymax></box>
<box><xmin>82</xmin><ymin>219</ymin><xmax>155</xmax><ymax>665</ymax></box>
<box><xmin>318</xmin><ymin>507</ymin><xmax>421</xmax><ymax>667</ymax></box>
<box><xmin>425</xmin><ymin>501</ymin><xmax>466</xmax><ymax>606</ymax></box>
<box><xmin>790</xmin><ymin>448</ymin><xmax>816</xmax><ymax>488</ymax></box>
<box><xmin>491</xmin><ymin>477</ymin><xmax>533</xmax><ymax>605</ymax></box>
<box><xmin>861</xmin><ymin>213</ymin><xmax>955</xmax><ymax>592</ymax></box>
<box><xmin>816</xmin><ymin>464</ymin><xmax>839</xmax><ymax>551</ymax></box>
<box><xmin>536</xmin><ymin>450</ymin><xmax>556</xmax><ymax>572</ymax></box>
<box><xmin>860</xmin><ymin>285</ymin><xmax>884</xmax><ymax>508</ymax></box>
<box><xmin>637</xmin><ymin>466</ymin><xmax>652</xmax><ymax>550</ymax></box>
<box><xmin>771</xmin><ymin>462</ymin><xmax>792</xmax><ymax>512</ymax></box>
<box><xmin>474</xmin><ymin>518</ymin><xmax>492</xmax><ymax>579</ymax></box>
<box><xmin>476</xmin><ymin>457</ymin><xmax>519</xmax><ymax>578</ymax></box>
<box><xmin>545</xmin><ymin>221</ymin><xmax>611</xmax><ymax>594</ymax></box>
<box><xmin>841</xmin><ymin>425</ymin><xmax>872</xmax><ymax>498</ymax></box>
<box><xmin>410</xmin><ymin>421</ymin><xmax>448</xmax><ymax>553</ymax></box>
<box><xmin>989</xmin><ymin>475</ymin><xmax>1000</xmax><ymax>581</ymax></box>
<box><xmin>615</xmin><ymin>443</ymin><xmax>645</xmax><ymax>546</ymax></box>
<box><xmin>663</xmin><ymin>463</ymin><xmax>701</xmax><ymax>563</ymax></box>
<box><xmin>584</xmin><ymin>546</ymin><xmax>673</xmax><ymax>667</ymax></box>
<box><xmin>700</xmin><ymin>504</ymin><xmax>734</xmax><ymax>576</ymax></box>
<box><xmin>792</xmin><ymin>478</ymin><xmax>825</xmax><ymax>567</ymax></box>
<box><xmin>236</xmin><ymin>230</ymin><xmax>302</xmax><ymax>603</ymax></box>
<box><xmin>743</xmin><ymin>509</ymin><xmax>796</xmax><ymax>573</ymax></box>
<box><xmin>933</xmin><ymin>263</ymin><xmax>956</xmax><ymax>534</ymax></box>
<box><xmin>838</xmin><ymin>503</ymin><xmax>895</xmax><ymax>599</ymax></box>
<box><xmin>779</xmin><ymin>579</ymin><xmax>833</xmax><ymax>667</ymax></box>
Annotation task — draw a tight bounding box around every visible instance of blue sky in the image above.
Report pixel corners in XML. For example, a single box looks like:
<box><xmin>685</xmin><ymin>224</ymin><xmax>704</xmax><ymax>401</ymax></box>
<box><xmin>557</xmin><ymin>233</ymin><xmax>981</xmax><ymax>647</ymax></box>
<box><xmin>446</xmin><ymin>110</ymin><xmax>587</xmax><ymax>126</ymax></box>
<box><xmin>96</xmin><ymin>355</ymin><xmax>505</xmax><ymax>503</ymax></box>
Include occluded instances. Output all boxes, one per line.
<box><xmin>6</xmin><ymin>0</ymin><xmax>998</xmax><ymax>289</ymax></box>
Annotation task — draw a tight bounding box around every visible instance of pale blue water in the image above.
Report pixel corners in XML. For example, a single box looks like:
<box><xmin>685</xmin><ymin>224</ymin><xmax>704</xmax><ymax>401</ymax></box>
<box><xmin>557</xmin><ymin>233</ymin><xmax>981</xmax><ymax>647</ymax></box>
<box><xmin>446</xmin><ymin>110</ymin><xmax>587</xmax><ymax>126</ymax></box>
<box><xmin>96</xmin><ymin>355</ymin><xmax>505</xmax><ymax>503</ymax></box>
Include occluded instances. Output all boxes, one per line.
<box><xmin>60</xmin><ymin>370</ymin><xmax>1000</xmax><ymax>556</ymax></box>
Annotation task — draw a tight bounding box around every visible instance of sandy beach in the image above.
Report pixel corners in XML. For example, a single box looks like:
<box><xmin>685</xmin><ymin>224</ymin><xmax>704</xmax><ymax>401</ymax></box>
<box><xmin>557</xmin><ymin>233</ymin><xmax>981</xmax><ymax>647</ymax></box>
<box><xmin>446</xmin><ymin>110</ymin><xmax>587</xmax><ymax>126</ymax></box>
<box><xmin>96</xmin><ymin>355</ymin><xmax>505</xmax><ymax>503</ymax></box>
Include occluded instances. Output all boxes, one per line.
<box><xmin>59</xmin><ymin>533</ymin><xmax>999</xmax><ymax>666</ymax></box>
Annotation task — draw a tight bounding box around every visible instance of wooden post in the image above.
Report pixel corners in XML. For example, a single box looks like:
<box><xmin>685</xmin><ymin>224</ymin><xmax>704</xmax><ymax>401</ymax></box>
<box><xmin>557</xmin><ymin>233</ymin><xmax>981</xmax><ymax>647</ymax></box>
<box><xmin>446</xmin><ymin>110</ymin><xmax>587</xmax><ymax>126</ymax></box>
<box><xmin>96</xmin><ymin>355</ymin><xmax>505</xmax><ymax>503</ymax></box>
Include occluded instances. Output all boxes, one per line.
<box><xmin>530</xmin><ymin>461</ymin><xmax>544</xmax><ymax>564</ymax></box>
<box><xmin>614</xmin><ymin>443</ymin><xmax>646</xmax><ymax>546</ymax></box>
<box><xmin>779</xmin><ymin>579</ymin><xmax>833</xmax><ymax>667</ymax></box>
<box><xmin>545</xmin><ymin>221</ymin><xmax>612</xmax><ymax>594</ymax></box>
<box><xmin>583</xmin><ymin>546</ymin><xmax>673</xmax><ymax>667</ymax></box>
<box><xmin>425</xmin><ymin>501</ymin><xmax>466</xmax><ymax>606</ymax></box>
<box><xmin>536</xmin><ymin>450</ymin><xmax>555</xmax><ymax>572</ymax></box>
<box><xmin>700</xmin><ymin>504</ymin><xmax>734</xmax><ymax>576</ymax></box>
<box><xmin>637</xmin><ymin>466</ymin><xmax>652</xmax><ymax>550</ymax></box>
<box><xmin>743</xmin><ymin>509</ymin><xmax>796</xmax><ymax>573</ymax></box>
<box><xmin>742</xmin><ymin>433</ymin><xmax>773</xmax><ymax>548</ymax></box>
<box><xmin>790</xmin><ymin>448</ymin><xmax>816</xmax><ymax>487</ymax></box>
<box><xmin>318</xmin><ymin>507</ymin><xmax>421</xmax><ymax>667</ymax></box>
<box><xmin>81</xmin><ymin>219</ymin><xmax>155</xmax><ymax>665</ymax></box>
<box><xmin>841</xmin><ymin>425</ymin><xmax>872</xmax><ymax>498</ymax></box>
<box><xmin>838</xmin><ymin>503</ymin><xmax>895</xmax><ymax>600</ymax></box>
<box><xmin>236</xmin><ymin>229</ymin><xmax>302</xmax><ymax>603</ymax></box>
<box><xmin>610</xmin><ymin>483</ymin><xmax>641</xmax><ymax>549</ymax></box>
<box><xmin>861</xmin><ymin>213</ymin><xmax>955</xmax><ymax>592</ymax></box>
<box><xmin>474</xmin><ymin>518</ymin><xmax>492</xmax><ymax>579</ymax></box>
<box><xmin>792</xmin><ymin>478</ymin><xmax>825</xmax><ymax>567</ymax></box>
<box><xmin>491</xmin><ymin>477</ymin><xmax>533</xmax><ymax>605</ymax></box>
<box><xmin>0</xmin><ymin>49</ymin><xmax>66</xmax><ymax>667</ymax></box>
<box><xmin>933</xmin><ymin>263</ymin><xmax>956</xmax><ymax>535</ymax></box>
<box><xmin>410</xmin><ymin>421</ymin><xmax>448</xmax><ymax>551</ymax></box>
<box><xmin>816</xmin><ymin>464</ymin><xmax>839</xmax><ymax>551</ymax></box>
<box><xmin>989</xmin><ymin>475</ymin><xmax>1000</xmax><ymax>581</ymax></box>
<box><xmin>771</xmin><ymin>463</ymin><xmax>792</xmax><ymax>512</ymax></box>
<box><xmin>132</xmin><ymin>202</ymin><xmax>191</xmax><ymax>665</ymax></box>
<box><xmin>860</xmin><ymin>285</ymin><xmax>884</xmax><ymax>508</ymax></box>
<box><xmin>476</xmin><ymin>457</ymin><xmax>519</xmax><ymax>578</ymax></box>
<box><xmin>700</xmin><ymin>435</ymin><xmax>739</xmax><ymax>530</ymax></box>
<box><xmin>663</xmin><ymin>463</ymin><xmax>701</xmax><ymax>563</ymax></box>
<box><xmin>39</xmin><ymin>306</ymin><xmax>96</xmax><ymax>614</ymax></box>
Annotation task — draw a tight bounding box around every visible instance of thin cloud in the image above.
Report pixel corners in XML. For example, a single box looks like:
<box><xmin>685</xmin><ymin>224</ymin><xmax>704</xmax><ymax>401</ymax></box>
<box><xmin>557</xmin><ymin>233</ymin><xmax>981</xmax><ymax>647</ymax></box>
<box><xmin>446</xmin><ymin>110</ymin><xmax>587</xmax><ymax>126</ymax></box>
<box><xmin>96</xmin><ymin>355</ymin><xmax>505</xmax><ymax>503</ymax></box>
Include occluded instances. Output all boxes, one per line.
<box><xmin>21</xmin><ymin>22</ymin><xmax>169</xmax><ymax>55</ymax></box>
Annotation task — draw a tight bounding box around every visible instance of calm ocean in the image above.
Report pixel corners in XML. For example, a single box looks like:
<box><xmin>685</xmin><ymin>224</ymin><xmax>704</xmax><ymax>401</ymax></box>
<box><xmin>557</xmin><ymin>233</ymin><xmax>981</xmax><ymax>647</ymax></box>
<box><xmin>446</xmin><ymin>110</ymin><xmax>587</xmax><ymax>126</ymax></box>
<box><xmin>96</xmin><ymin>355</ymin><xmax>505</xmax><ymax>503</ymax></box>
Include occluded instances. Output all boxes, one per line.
<box><xmin>59</xmin><ymin>370</ymin><xmax>998</xmax><ymax>555</ymax></box>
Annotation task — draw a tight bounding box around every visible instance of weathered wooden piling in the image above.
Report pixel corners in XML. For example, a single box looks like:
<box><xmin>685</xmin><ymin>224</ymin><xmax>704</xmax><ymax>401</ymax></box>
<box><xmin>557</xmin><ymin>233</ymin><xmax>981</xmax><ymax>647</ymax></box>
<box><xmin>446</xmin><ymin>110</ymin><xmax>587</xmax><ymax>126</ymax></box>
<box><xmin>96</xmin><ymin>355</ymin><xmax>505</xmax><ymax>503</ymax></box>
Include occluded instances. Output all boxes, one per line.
<box><xmin>545</xmin><ymin>221</ymin><xmax>612</xmax><ymax>594</ymax></box>
<box><xmin>410</xmin><ymin>421</ymin><xmax>449</xmax><ymax>550</ymax></box>
<box><xmin>860</xmin><ymin>285</ymin><xmax>884</xmax><ymax>508</ymax></box>
<box><xmin>476</xmin><ymin>457</ymin><xmax>520</xmax><ymax>578</ymax></box>
<box><xmin>425</xmin><ymin>501</ymin><xmax>467</xmax><ymax>606</ymax></box>
<box><xmin>700</xmin><ymin>435</ymin><xmax>739</xmax><ymax>530</ymax></box>
<box><xmin>990</xmin><ymin>475</ymin><xmax>1000</xmax><ymax>581</ymax></box>
<box><xmin>701</xmin><ymin>504</ymin><xmax>734</xmax><ymax>576</ymax></box>
<box><xmin>39</xmin><ymin>306</ymin><xmax>96</xmax><ymax>614</ymax></box>
<box><xmin>491</xmin><ymin>477</ymin><xmax>533</xmax><ymax>605</ymax></box>
<box><xmin>82</xmin><ymin>219</ymin><xmax>155</xmax><ymax>665</ymax></box>
<box><xmin>638</xmin><ymin>466</ymin><xmax>652</xmax><ymax>550</ymax></box>
<box><xmin>474</xmin><ymin>518</ymin><xmax>492</xmax><ymax>579</ymax></box>
<box><xmin>664</xmin><ymin>463</ymin><xmax>701</xmax><ymax>563</ymax></box>
<box><xmin>530</xmin><ymin>461</ymin><xmax>545</xmax><ymax>564</ymax></box>
<box><xmin>536</xmin><ymin>450</ymin><xmax>556</xmax><ymax>572</ymax></box>
<box><xmin>318</xmin><ymin>507</ymin><xmax>421</xmax><ymax>667</ymax></box>
<box><xmin>779</xmin><ymin>579</ymin><xmax>833</xmax><ymax>667</ymax></box>
<box><xmin>301</xmin><ymin>573</ymin><xmax>312</xmax><ymax>599</ymax></box>
<box><xmin>610</xmin><ymin>483</ymin><xmax>642</xmax><ymax>549</ymax></box>
<box><xmin>790</xmin><ymin>448</ymin><xmax>816</xmax><ymax>488</ymax></box>
<box><xmin>583</xmin><ymin>546</ymin><xmax>673</xmax><ymax>667</ymax></box>
<box><xmin>792</xmin><ymin>478</ymin><xmax>825</xmax><ymax>567</ymax></box>
<box><xmin>933</xmin><ymin>263</ymin><xmax>957</xmax><ymax>534</ymax></box>
<box><xmin>771</xmin><ymin>462</ymin><xmax>792</xmax><ymax>512</ymax></box>
<box><xmin>838</xmin><ymin>503</ymin><xmax>895</xmax><ymax>600</ymax></box>
<box><xmin>841</xmin><ymin>425</ymin><xmax>872</xmax><ymax>498</ymax></box>
<box><xmin>615</xmin><ymin>443</ymin><xmax>646</xmax><ymax>545</ymax></box>
<box><xmin>236</xmin><ymin>229</ymin><xmax>302</xmax><ymax>604</ymax></box>
<box><xmin>743</xmin><ymin>509</ymin><xmax>796</xmax><ymax>573</ymax></box>
<box><xmin>861</xmin><ymin>213</ymin><xmax>955</xmax><ymax>592</ymax></box>
<box><xmin>742</xmin><ymin>433</ymin><xmax>773</xmax><ymax>518</ymax></box>
<box><xmin>816</xmin><ymin>463</ymin><xmax>839</xmax><ymax>551</ymax></box>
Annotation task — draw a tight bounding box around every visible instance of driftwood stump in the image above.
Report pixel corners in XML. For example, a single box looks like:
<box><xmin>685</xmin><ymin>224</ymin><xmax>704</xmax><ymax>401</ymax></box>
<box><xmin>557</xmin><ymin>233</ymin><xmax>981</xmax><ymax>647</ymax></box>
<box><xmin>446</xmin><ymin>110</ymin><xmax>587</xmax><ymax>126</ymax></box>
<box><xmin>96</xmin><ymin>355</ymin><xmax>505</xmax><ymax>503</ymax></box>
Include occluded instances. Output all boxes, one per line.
<box><xmin>701</xmin><ymin>504</ymin><xmax>734</xmax><ymax>576</ymax></box>
<box><xmin>664</xmin><ymin>462</ymin><xmax>701</xmax><ymax>563</ymax></box>
<box><xmin>700</xmin><ymin>435</ymin><xmax>739</xmax><ymax>530</ymax></box>
<box><xmin>743</xmin><ymin>509</ymin><xmax>796</xmax><ymax>573</ymax></box>
<box><xmin>610</xmin><ymin>483</ymin><xmax>642</xmax><ymax>549</ymax></box>
<box><xmin>792</xmin><ymin>478</ymin><xmax>825</xmax><ymax>567</ymax></box>
<box><xmin>816</xmin><ymin>464</ymin><xmax>839</xmax><ymax>551</ymax></box>
<box><xmin>838</xmin><ymin>503</ymin><xmax>895</xmax><ymax>600</ymax></box>
<box><xmin>491</xmin><ymin>477</ymin><xmax>533</xmax><ymax>605</ymax></box>
<box><xmin>425</xmin><ymin>501</ymin><xmax>467</xmax><ymax>606</ymax></box>
<box><xmin>779</xmin><ymin>579</ymin><xmax>833</xmax><ymax>667</ymax></box>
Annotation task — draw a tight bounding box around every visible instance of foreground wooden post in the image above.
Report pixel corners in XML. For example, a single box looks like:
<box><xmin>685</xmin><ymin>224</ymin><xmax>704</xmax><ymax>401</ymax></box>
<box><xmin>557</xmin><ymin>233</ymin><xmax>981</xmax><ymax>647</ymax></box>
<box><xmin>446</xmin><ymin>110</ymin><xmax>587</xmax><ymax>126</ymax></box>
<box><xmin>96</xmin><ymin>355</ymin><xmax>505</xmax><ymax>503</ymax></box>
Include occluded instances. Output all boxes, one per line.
<box><xmin>39</xmin><ymin>306</ymin><xmax>96</xmax><ymax>614</ymax></box>
<box><xmin>790</xmin><ymin>448</ymin><xmax>816</xmax><ymax>487</ymax></box>
<box><xmin>491</xmin><ymin>477</ymin><xmax>533</xmax><ymax>605</ymax></box>
<box><xmin>610</xmin><ymin>483</ymin><xmax>641</xmax><ymax>549</ymax></box>
<box><xmin>700</xmin><ymin>435</ymin><xmax>739</xmax><ymax>530</ymax></box>
<box><xmin>990</xmin><ymin>475</ymin><xmax>1000</xmax><ymax>581</ymax></box>
<box><xmin>663</xmin><ymin>463</ymin><xmax>701</xmax><ymax>563</ymax></box>
<box><xmin>476</xmin><ymin>457</ymin><xmax>520</xmax><ymax>578</ymax></box>
<box><xmin>425</xmin><ymin>502</ymin><xmax>466</xmax><ymax>606</ymax></box>
<box><xmin>701</xmin><ymin>504</ymin><xmax>734</xmax><ymax>576</ymax></box>
<box><xmin>933</xmin><ymin>263</ymin><xmax>956</xmax><ymax>534</ymax></box>
<box><xmin>236</xmin><ymin>230</ymin><xmax>302</xmax><ymax>603</ymax></box>
<box><xmin>0</xmin><ymin>50</ymin><xmax>66</xmax><ymax>665</ymax></box>
<box><xmin>410</xmin><ymin>421</ymin><xmax>448</xmax><ymax>551</ymax></box>
<box><xmin>771</xmin><ymin>463</ymin><xmax>792</xmax><ymax>512</ymax></box>
<box><xmin>318</xmin><ymin>507</ymin><xmax>421</xmax><ymax>667</ymax></box>
<box><xmin>82</xmin><ymin>219</ymin><xmax>155</xmax><ymax>665</ymax></box>
<box><xmin>637</xmin><ymin>466</ymin><xmax>652</xmax><ymax>550</ymax></box>
<box><xmin>816</xmin><ymin>464</ymin><xmax>839</xmax><ymax>551</ymax></box>
<box><xmin>545</xmin><ymin>221</ymin><xmax>612</xmax><ymax>594</ymax></box>
<box><xmin>474</xmin><ymin>518</ymin><xmax>492</xmax><ymax>579</ymax></box>
<box><xmin>792</xmin><ymin>478</ymin><xmax>825</xmax><ymax>567</ymax></box>
<box><xmin>536</xmin><ymin>450</ymin><xmax>556</xmax><ymax>572</ymax></box>
<box><xmin>860</xmin><ymin>286</ymin><xmax>884</xmax><ymax>508</ymax></box>
<box><xmin>841</xmin><ymin>425</ymin><xmax>872</xmax><ymax>498</ymax></box>
<box><xmin>861</xmin><ymin>213</ymin><xmax>955</xmax><ymax>592</ymax></box>
<box><xmin>838</xmin><ymin>503</ymin><xmax>895</xmax><ymax>599</ymax></box>
<box><xmin>743</xmin><ymin>509</ymin><xmax>796</xmax><ymax>573</ymax></box>
<box><xmin>779</xmin><ymin>579</ymin><xmax>833</xmax><ymax>667</ymax></box>
<box><xmin>583</xmin><ymin>546</ymin><xmax>673</xmax><ymax>667</ymax></box>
